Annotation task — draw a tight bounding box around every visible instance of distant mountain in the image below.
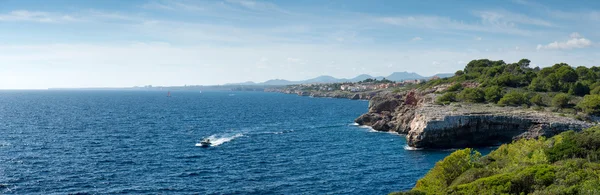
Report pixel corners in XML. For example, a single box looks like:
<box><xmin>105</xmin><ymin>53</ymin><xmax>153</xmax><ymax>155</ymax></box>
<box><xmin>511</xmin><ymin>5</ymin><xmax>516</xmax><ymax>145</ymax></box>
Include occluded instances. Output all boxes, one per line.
<box><xmin>226</xmin><ymin>72</ymin><xmax>453</xmax><ymax>86</ymax></box>
<box><xmin>261</xmin><ymin>79</ymin><xmax>297</xmax><ymax>85</ymax></box>
<box><xmin>304</xmin><ymin>75</ymin><xmax>343</xmax><ymax>83</ymax></box>
<box><xmin>385</xmin><ymin>71</ymin><xmax>425</xmax><ymax>81</ymax></box>
<box><xmin>432</xmin><ymin>73</ymin><xmax>454</xmax><ymax>78</ymax></box>
<box><xmin>349</xmin><ymin>74</ymin><xmax>375</xmax><ymax>82</ymax></box>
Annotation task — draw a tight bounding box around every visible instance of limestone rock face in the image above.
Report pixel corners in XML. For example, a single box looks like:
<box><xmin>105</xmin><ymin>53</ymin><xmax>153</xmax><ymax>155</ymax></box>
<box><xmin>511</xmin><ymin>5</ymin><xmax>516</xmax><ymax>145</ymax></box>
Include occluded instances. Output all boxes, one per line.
<box><xmin>355</xmin><ymin>90</ymin><xmax>593</xmax><ymax>149</ymax></box>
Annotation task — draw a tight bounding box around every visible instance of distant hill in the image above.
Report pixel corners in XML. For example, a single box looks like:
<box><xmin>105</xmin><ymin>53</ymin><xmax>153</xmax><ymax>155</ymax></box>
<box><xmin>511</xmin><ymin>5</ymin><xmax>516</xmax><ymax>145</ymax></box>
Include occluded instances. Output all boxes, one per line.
<box><xmin>304</xmin><ymin>75</ymin><xmax>342</xmax><ymax>83</ymax></box>
<box><xmin>431</xmin><ymin>73</ymin><xmax>454</xmax><ymax>78</ymax></box>
<box><xmin>227</xmin><ymin>72</ymin><xmax>453</xmax><ymax>86</ymax></box>
<box><xmin>385</xmin><ymin>71</ymin><xmax>426</xmax><ymax>81</ymax></box>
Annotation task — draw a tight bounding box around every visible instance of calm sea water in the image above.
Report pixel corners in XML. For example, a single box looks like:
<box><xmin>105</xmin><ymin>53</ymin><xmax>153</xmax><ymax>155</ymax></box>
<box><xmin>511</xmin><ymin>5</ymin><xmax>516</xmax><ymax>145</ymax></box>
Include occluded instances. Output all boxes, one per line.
<box><xmin>0</xmin><ymin>91</ymin><xmax>492</xmax><ymax>194</ymax></box>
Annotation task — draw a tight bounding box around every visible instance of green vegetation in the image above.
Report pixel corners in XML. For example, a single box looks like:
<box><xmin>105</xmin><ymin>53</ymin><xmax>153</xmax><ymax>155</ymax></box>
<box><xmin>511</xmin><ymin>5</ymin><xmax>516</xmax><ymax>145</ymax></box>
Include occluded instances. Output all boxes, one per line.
<box><xmin>458</xmin><ymin>88</ymin><xmax>485</xmax><ymax>103</ymax></box>
<box><xmin>420</xmin><ymin>59</ymin><xmax>600</xmax><ymax>117</ymax></box>
<box><xmin>577</xmin><ymin>95</ymin><xmax>600</xmax><ymax>115</ymax></box>
<box><xmin>392</xmin><ymin>126</ymin><xmax>600</xmax><ymax>195</ymax></box>
<box><xmin>530</xmin><ymin>94</ymin><xmax>545</xmax><ymax>106</ymax></box>
<box><xmin>484</xmin><ymin>86</ymin><xmax>503</xmax><ymax>103</ymax></box>
<box><xmin>447</xmin><ymin>83</ymin><xmax>463</xmax><ymax>92</ymax></box>
<box><xmin>497</xmin><ymin>91</ymin><xmax>529</xmax><ymax>106</ymax></box>
<box><xmin>358</xmin><ymin>78</ymin><xmax>394</xmax><ymax>84</ymax></box>
<box><xmin>552</xmin><ymin>93</ymin><xmax>571</xmax><ymax>108</ymax></box>
<box><xmin>436</xmin><ymin>92</ymin><xmax>457</xmax><ymax>105</ymax></box>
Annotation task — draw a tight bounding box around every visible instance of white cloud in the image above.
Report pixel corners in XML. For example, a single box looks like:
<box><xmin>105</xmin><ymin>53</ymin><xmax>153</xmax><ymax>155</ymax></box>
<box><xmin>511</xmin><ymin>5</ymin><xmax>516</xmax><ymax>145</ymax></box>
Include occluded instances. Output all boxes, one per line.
<box><xmin>225</xmin><ymin>0</ymin><xmax>290</xmax><ymax>14</ymax></box>
<box><xmin>570</xmin><ymin>32</ymin><xmax>582</xmax><ymax>38</ymax></box>
<box><xmin>476</xmin><ymin>10</ymin><xmax>553</xmax><ymax>27</ymax></box>
<box><xmin>411</xmin><ymin>36</ymin><xmax>422</xmax><ymax>41</ymax></box>
<box><xmin>537</xmin><ymin>33</ymin><xmax>593</xmax><ymax>50</ymax></box>
<box><xmin>142</xmin><ymin>1</ymin><xmax>205</xmax><ymax>11</ymax></box>
<box><xmin>377</xmin><ymin>15</ymin><xmax>531</xmax><ymax>35</ymax></box>
<box><xmin>475</xmin><ymin>37</ymin><xmax>482</xmax><ymax>41</ymax></box>
<box><xmin>0</xmin><ymin>10</ymin><xmax>80</xmax><ymax>23</ymax></box>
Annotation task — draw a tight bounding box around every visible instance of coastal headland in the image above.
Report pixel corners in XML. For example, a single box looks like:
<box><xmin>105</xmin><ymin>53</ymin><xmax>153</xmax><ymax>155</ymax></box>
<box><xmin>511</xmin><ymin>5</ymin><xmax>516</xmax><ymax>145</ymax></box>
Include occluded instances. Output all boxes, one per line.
<box><xmin>270</xmin><ymin>59</ymin><xmax>600</xmax><ymax>149</ymax></box>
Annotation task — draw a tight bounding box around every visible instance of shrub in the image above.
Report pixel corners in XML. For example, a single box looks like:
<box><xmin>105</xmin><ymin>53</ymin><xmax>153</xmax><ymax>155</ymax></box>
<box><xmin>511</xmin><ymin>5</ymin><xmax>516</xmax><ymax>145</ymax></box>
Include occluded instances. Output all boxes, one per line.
<box><xmin>459</xmin><ymin>88</ymin><xmax>485</xmax><ymax>103</ymax></box>
<box><xmin>447</xmin><ymin>83</ymin><xmax>463</xmax><ymax>92</ymax></box>
<box><xmin>530</xmin><ymin>94</ymin><xmax>545</xmax><ymax>106</ymax></box>
<box><xmin>498</xmin><ymin>91</ymin><xmax>529</xmax><ymax>106</ymax></box>
<box><xmin>577</xmin><ymin>95</ymin><xmax>600</xmax><ymax>115</ymax></box>
<box><xmin>552</xmin><ymin>93</ymin><xmax>571</xmax><ymax>108</ymax></box>
<box><xmin>546</xmin><ymin>127</ymin><xmax>600</xmax><ymax>162</ymax></box>
<box><xmin>436</xmin><ymin>92</ymin><xmax>457</xmax><ymax>105</ymax></box>
<box><xmin>394</xmin><ymin>127</ymin><xmax>600</xmax><ymax>195</ymax></box>
<box><xmin>569</xmin><ymin>82</ymin><xmax>590</xmax><ymax>96</ymax></box>
<box><xmin>591</xmin><ymin>86</ymin><xmax>600</xmax><ymax>95</ymax></box>
<box><xmin>484</xmin><ymin>86</ymin><xmax>503</xmax><ymax>103</ymax></box>
<box><xmin>413</xmin><ymin>148</ymin><xmax>482</xmax><ymax>194</ymax></box>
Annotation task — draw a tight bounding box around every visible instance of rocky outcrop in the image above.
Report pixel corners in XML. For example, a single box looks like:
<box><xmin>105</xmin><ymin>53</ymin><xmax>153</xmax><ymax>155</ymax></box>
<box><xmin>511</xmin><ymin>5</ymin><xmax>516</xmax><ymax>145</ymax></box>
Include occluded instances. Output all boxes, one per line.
<box><xmin>355</xmin><ymin>90</ymin><xmax>593</xmax><ymax>149</ymax></box>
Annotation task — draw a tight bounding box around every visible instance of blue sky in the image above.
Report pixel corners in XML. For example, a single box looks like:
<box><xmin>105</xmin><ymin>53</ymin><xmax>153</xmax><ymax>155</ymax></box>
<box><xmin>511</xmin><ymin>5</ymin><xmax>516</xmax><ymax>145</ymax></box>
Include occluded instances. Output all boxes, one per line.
<box><xmin>0</xmin><ymin>0</ymin><xmax>599</xmax><ymax>89</ymax></box>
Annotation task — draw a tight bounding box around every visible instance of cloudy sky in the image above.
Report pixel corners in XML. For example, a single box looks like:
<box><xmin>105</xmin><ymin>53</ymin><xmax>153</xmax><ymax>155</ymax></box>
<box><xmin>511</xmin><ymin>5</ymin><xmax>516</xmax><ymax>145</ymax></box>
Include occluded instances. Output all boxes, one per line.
<box><xmin>1</xmin><ymin>0</ymin><xmax>599</xmax><ymax>89</ymax></box>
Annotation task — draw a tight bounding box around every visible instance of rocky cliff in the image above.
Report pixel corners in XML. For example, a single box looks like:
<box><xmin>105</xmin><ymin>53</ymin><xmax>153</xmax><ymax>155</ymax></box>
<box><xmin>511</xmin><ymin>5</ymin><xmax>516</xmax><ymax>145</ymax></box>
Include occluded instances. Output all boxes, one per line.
<box><xmin>355</xmin><ymin>90</ymin><xmax>593</xmax><ymax>149</ymax></box>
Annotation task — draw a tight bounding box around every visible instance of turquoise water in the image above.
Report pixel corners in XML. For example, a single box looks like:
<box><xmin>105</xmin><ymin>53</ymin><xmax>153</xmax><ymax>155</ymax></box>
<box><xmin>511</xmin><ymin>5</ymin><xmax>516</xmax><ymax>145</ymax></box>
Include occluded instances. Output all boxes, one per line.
<box><xmin>0</xmin><ymin>91</ymin><xmax>492</xmax><ymax>194</ymax></box>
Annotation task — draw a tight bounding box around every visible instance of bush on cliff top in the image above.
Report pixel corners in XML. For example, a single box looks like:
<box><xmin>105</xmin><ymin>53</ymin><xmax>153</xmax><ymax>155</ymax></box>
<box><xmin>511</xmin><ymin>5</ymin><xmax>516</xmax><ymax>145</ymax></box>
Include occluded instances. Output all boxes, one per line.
<box><xmin>458</xmin><ymin>88</ymin><xmax>485</xmax><ymax>103</ymax></box>
<box><xmin>436</xmin><ymin>92</ymin><xmax>457</xmax><ymax>105</ymax></box>
<box><xmin>393</xmin><ymin>126</ymin><xmax>600</xmax><ymax>195</ymax></box>
<box><xmin>483</xmin><ymin>86</ymin><xmax>503</xmax><ymax>103</ymax></box>
<box><xmin>446</xmin><ymin>83</ymin><xmax>463</xmax><ymax>92</ymax></box>
<box><xmin>552</xmin><ymin>93</ymin><xmax>572</xmax><ymax>108</ymax></box>
<box><xmin>497</xmin><ymin>91</ymin><xmax>529</xmax><ymax>106</ymax></box>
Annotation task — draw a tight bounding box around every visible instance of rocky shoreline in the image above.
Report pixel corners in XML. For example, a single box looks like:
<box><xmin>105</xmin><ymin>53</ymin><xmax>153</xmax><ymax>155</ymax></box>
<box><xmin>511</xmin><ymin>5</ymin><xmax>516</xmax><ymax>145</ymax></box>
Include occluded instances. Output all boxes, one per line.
<box><xmin>264</xmin><ymin>88</ymin><xmax>381</xmax><ymax>100</ymax></box>
<box><xmin>355</xmin><ymin>89</ymin><xmax>593</xmax><ymax>149</ymax></box>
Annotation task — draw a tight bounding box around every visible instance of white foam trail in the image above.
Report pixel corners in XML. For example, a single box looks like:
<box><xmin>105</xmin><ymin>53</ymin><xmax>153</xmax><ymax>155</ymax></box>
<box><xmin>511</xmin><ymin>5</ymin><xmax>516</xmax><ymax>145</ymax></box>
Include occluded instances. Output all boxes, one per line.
<box><xmin>196</xmin><ymin>133</ymin><xmax>243</xmax><ymax>147</ymax></box>
<box><xmin>0</xmin><ymin>141</ymin><xmax>10</xmax><ymax>147</ymax></box>
<box><xmin>358</xmin><ymin>125</ymin><xmax>377</xmax><ymax>132</ymax></box>
<box><xmin>272</xmin><ymin>130</ymin><xmax>294</xmax><ymax>134</ymax></box>
<box><xmin>403</xmin><ymin>145</ymin><xmax>423</xmax><ymax>151</ymax></box>
<box><xmin>350</xmin><ymin>122</ymin><xmax>359</xmax><ymax>126</ymax></box>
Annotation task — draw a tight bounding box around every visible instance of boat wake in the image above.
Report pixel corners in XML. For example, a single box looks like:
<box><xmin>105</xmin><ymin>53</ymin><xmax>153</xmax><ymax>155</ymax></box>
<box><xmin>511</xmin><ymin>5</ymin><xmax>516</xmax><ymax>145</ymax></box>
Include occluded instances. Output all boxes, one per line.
<box><xmin>196</xmin><ymin>133</ymin><xmax>244</xmax><ymax>147</ymax></box>
<box><xmin>358</xmin><ymin>125</ymin><xmax>377</xmax><ymax>132</ymax></box>
<box><xmin>263</xmin><ymin>129</ymin><xmax>295</xmax><ymax>135</ymax></box>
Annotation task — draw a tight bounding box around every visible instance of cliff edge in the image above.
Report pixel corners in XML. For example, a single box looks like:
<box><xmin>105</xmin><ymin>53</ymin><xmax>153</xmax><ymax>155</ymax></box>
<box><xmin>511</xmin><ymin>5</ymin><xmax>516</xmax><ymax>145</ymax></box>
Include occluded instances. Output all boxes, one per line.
<box><xmin>355</xmin><ymin>90</ymin><xmax>592</xmax><ymax>148</ymax></box>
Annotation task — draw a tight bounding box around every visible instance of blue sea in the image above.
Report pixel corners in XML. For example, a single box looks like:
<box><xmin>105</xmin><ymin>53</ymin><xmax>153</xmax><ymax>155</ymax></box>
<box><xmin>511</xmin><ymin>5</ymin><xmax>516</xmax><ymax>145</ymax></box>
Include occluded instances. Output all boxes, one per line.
<box><xmin>0</xmin><ymin>91</ymin><xmax>493</xmax><ymax>194</ymax></box>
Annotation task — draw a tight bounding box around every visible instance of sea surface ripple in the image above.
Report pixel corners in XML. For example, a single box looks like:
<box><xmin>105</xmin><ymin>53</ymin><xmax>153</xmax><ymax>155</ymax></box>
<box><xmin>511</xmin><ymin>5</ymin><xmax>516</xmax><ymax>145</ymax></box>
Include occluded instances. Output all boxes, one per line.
<box><xmin>0</xmin><ymin>91</ymin><xmax>493</xmax><ymax>194</ymax></box>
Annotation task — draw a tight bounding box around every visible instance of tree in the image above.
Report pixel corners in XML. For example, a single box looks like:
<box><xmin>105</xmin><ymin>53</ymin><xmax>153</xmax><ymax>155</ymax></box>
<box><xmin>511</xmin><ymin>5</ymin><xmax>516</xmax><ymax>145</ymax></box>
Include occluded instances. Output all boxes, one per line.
<box><xmin>498</xmin><ymin>91</ymin><xmax>529</xmax><ymax>106</ymax></box>
<box><xmin>552</xmin><ymin>93</ymin><xmax>571</xmax><ymax>108</ymax></box>
<box><xmin>556</xmin><ymin>66</ymin><xmax>578</xmax><ymax>83</ymax></box>
<box><xmin>447</xmin><ymin>83</ymin><xmax>463</xmax><ymax>92</ymax></box>
<box><xmin>518</xmin><ymin>59</ymin><xmax>531</xmax><ymax>68</ymax></box>
<box><xmin>529</xmin><ymin>77</ymin><xmax>546</xmax><ymax>92</ymax></box>
<box><xmin>569</xmin><ymin>82</ymin><xmax>590</xmax><ymax>96</ymax></box>
<box><xmin>530</xmin><ymin>94</ymin><xmax>545</xmax><ymax>106</ymax></box>
<box><xmin>544</xmin><ymin>74</ymin><xmax>561</xmax><ymax>92</ymax></box>
<box><xmin>436</xmin><ymin>92</ymin><xmax>457</xmax><ymax>105</ymax></box>
<box><xmin>484</xmin><ymin>86</ymin><xmax>503</xmax><ymax>103</ymax></box>
<box><xmin>459</xmin><ymin>88</ymin><xmax>485</xmax><ymax>103</ymax></box>
<box><xmin>577</xmin><ymin>95</ymin><xmax>600</xmax><ymax>115</ymax></box>
<box><xmin>591</xmin><ymin>86</ymin><xmax>600</xmax><ymax>95</ymax></box>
